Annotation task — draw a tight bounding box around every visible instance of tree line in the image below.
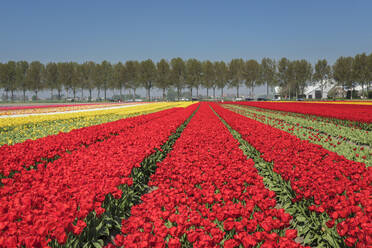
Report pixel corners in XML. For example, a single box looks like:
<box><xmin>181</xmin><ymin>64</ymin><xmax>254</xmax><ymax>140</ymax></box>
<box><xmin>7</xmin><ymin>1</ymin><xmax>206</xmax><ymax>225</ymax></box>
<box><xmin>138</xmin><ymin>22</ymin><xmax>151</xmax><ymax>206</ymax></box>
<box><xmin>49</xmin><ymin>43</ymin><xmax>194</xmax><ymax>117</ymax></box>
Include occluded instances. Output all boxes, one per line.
<box><xmin>0</xmin><ymin>53</ymin><xmax>371</xmax><ymax>101</ymax></box>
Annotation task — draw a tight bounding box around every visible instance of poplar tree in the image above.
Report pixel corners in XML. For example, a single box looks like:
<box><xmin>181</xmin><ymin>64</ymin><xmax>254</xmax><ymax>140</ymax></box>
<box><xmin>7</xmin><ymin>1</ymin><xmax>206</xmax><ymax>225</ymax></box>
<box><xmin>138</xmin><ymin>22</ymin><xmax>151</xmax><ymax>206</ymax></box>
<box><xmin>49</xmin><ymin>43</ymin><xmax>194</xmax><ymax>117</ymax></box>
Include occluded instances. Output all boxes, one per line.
<box><xmin>277</xmin><ymin>58</ymin><xmax>292</xmax><ymax>99</ymax></box>
<box><xmin>16</xmin><ymin>61</ymin><xmax>29</xmax><ymax>101</ymax></box>
<box><xmin>214</xmin><ymin>61</ymin><xmax>228</xmax><ymax>98</ymax></box>
<box><xmin>244</xmin><ymin>59</ymin><xmax>260</xmax><ymax>98</ymax></box>
<box><xmin>293</xmin><ymin>60</ymin><xmax>312</xmax><ymax>98</ymax></box>
<box><xmin>45</xmin><ymin>62</ymin><xmax>58</xmax><ymax>100</ymax></box>
<box><xmin>260</xmin><ymin>58</ymin><xmax>276</xmax><ymax>97</ymax></box>
<box><xmin>101</xmin><ymin>60</ymin><xmax>112</xmax><ymax>101</ymax></box>
<box><xmin>186</xmin><ymin>59</ymin><xmax>202</xmax><ymax>98</ymax></box>
<box><xmin>202</xmin><ymin>60</ymin><xmax>215</xmax><ymax>98</ymax></box>
<box><xmin>139</xmin><ymin>59</ymin><xmax>157</xmax><ymax>101</ymax></box>
<box><xmin>113</xmin><ymin>62</ymin><xmax>127</xmax><ymax>100</ymax></box>
<box><xmin>353</xmin><ymin>53</ymin><xmax>369</xmax><ymax>97</ymax></box>
<box><xmin>80</xmin><ymin>61</ymin><xmax>96</xmax><ymax>101</ymax></box>
<box><xmin>125</xmin><ymin>60</ymin><xmax>140</xmax><ymax>101</ymax></box>
<box><xmin>27</xmin><ymin>61</ymin><xmax>44</xmax><ymax>100</ymax></box>
<box><xmin>313</xmin><ymin>59</ymin><xmax>331</xmax><ymax>99</ymax></box>
<box><xmin>170</xmin><ymin>58</ymin><xmax>186</xmax><ymax>100</ymax></box>
<box><xmin>229</xmin><ymin>58</ymin><xmax>244</xmax><ymax>98</ymax></box>
<box><xmin>333</xmin><ymin>56</ymin><xmax>354</xmax><ymax>98</ymax></box>
<box><xmin>156</xmin><ymin>59</ymin><xmax>171</xmax><ymax>100</ymax></box>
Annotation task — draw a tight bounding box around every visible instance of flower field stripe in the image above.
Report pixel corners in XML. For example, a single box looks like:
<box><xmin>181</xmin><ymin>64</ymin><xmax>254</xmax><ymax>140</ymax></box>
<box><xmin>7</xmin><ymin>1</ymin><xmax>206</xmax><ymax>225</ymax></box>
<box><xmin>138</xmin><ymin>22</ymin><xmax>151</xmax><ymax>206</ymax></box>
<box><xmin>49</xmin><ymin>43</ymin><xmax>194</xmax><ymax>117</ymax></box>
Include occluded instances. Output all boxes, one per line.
<box><xmin>227</xmin><ymin>104</ymin><xmax>372</xmax><ymax>147</ymax></box>
<box><xmin>0</xmin><ymin>103</ymin><xmax>100</xmax><ymax>111</ymax></box>
<box><xmin>227</xmin><ymin>103</ymin><xmax>372</xmax><ymax>132</ymax></box>
<box><xmin>0</xmin><ymin>103</ymin><xmax>147</xmax><ymax>118</ymax></box>
<box><xmin>49</xmin><ymin>104</ymin><xmax>199</xmax><ymax>248</ymax></box>
<box><xmin>0</xmin><ymin>104</ymin><xmax>198</xmax><ymax>247</ymax></box>
<box><xmin>225</xmin><ymin>104</ymin><xmax>371</xmax><ymax>167</ymax></box>
<box><xmin>225</xmin><ymin>101</ymin><xmax>372</xmax><ymax>124</ymax></box>
<box><xmin>211</xmin><ymin>103</ymin><xmax>372</xmax><ymax>248</ymax></box>
<box><xmin>110</xmin><ymin>103</ymin><xmax>306</xmax><ymax>248</ymax></box>
<box><xmin>211</xmin><ymin>104</ymin><xmax>345</xmax><ymax>247</ymax></box>
<box><xmin>0</xmin><ymin>102</ymin><xmax>193</xmax><ymax>146</ymax></box>
<box><xmin>268</xmin><ymin>101</ymin><xmax>372</xmax><ymax>105</ymax></box>
<box><xmin>0</xmin><ymin>106</ymin><xmax>182</xmax><ymax>178</ymax></box>
<box><xmin>0</xmin><ymin>103</ymin><xmax>141</xmax><ymax>115</ymax></box>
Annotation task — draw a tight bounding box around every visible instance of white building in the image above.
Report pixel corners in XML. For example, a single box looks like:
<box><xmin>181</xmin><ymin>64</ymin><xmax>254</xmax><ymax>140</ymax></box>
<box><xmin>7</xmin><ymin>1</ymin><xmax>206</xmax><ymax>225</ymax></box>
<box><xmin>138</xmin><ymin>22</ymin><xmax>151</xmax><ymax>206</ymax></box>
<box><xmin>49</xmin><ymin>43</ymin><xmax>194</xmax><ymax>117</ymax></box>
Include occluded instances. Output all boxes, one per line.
<box><xmin>303</xmin><ymin>79</ymin><xmax>337</xmax><ymax>99</ymax></box>
<box><xmin>273</xmin><ymin>79</ymin><xmax>338</xmax><ymax>100</ymax></box>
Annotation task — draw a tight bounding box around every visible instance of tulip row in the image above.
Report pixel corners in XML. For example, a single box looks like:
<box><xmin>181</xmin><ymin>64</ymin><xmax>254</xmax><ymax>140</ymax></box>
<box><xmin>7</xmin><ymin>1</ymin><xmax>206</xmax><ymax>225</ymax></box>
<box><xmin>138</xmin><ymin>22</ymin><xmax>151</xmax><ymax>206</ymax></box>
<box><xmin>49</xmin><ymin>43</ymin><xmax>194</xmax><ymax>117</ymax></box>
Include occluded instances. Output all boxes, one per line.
<box><xmin>212</xmin><ymin>103</ymin><xmax>372</xmax><ymax>247</ymax></box>
<box><xmin>227</xmin><ymin>104</ymin><xmax>371</xmax><ymax>146</ymax></box>
<box><xmin>287</xmin><ymin>101</ymin><xmax>372</xmax><ymax>105</ymax></box>
<box><xmin>0</xmin><ymin>103</ymin><xmax>138</xmax><ymax>115</ymax></box>
<box><xmin>224</xmin><ymin>104</ymin><xmax>371</xmax><ymax>167</ymax></box>
<box><xmin>0</xmin><ymin>103</ymin><xmax>105</xmax><ymax>116</ymax></box>
<box><xmin>211</xmin><ymin>106</ymin><xmax>344</xmax><ymax>247</ymax></box>
<box><xmin>226</xmin><ymin>101</ymin><xmax>372</xmax><ymax>125</ymax></box>
<box><xmin>0</xmin><ymin>102</ymin><xmax>193</xmax><ymax>146</ymax></box>
<box><xmin>109</xmin><ymin>103</ymin><xmax>306</xmax><ymax>248</ymax></box>
<box><xmin>0</xmin><ymin>106</ymin><xmax>181</xmax><ymax>177</ymax></box>
<box><xmin>0</xmin><ymin>104</ymin><xmax>198</xmax><ymax>247</ymax></box>
<box><xmin>0</xmin><ymin>103</ymin><xmax>99</xmax><ymax>111</ymax></box>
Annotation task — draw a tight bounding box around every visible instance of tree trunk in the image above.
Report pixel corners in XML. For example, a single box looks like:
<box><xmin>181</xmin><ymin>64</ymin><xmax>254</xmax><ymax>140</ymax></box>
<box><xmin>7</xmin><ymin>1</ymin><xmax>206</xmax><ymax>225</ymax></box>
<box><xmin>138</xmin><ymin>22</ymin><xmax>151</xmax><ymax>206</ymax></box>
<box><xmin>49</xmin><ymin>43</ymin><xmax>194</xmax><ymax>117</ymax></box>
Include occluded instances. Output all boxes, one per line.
<box><xmin>73</xmin><ymin>88</ymin><xmax>76</xmax><ymax>100</ymax></box>
<box><xmin>10</xmin><ymin>90</ymin><xmax>14</xmax><ymax>102</ymax></box>
<box><xmin>190</xmin><ymin>87</ymin><xmax>193</xmax><ymax>99</ymax></box>
<box><xmin>50</xmin><ymin>88</ymin><xmax>53</xmax><ymax>100</ymax></box>
<box><xmin>162</xmin><ymin>88</ymin><xmax>166</xmax><ymax>101</ymax></box>
<box><xmin>196</xmin><ymin>87</ymin><xmax>199</xmax><ymax>98</ymax></box>
<box><xmin>221</xmin><ymin>87</ymin><xmax>224</xmax><ymax>98</ymax></box>
<box><xmin>119</xmin><ymin>85</ymin><xmax>122</xmax><ymax>100</ymax></box>
<box><xmin>266</xmin><ymin>82</ymin><xmax>269</xmax><ymax>97</ymax></box>
<box><xmin>97</xmin><ymin>88</ymin><xmax>100</xmax><ymax>99</ymax></box>
<box><xmin>342</xmin><ymin>83</ymin><xmax>345</xmax><ymax>98</ymax></box>
<box><xmin>66</xmin><ymin>89</ymin><xmax>69</xmax><ymax>99</ymax></box>
<box><xmin>236</xmin><ymin>85</ymin><xmax>239</xmax><ymax>98</ymax></box>
<box><xmin>81</xmin><ymin>88</ymin><xmax>84</xmax><ymax>99</ymax></box>
<box><xmin>104</xmin><ymin>86</ymin><xmax>107</xmax><ymax>101</ymax></box>
<box><xmin>206</xmin><ymin>88</ymin><xmax>209</xmax><ymax>98</ymax></box>
<box><xmin>147</xmin><ymin>87</ymin><xmax>151</xmax><ymax>101</ymax></box>
<box><xmin>133</xmin><ymin>88</ymin><xmax>136</xmax><ymax>101</ymax></box>
<box><xmin>34</xmin><ymin>90</ymin><xmax>38</xmax><ymax>100</ymax></box>
<box><xmin>351</xmin><ymin>85</ymin><xmax>354</xmax><ymax>100</ymax></box>
<box><xmin>251</xmin><ymin>85</ymin><xmax>254</xmax><ymax>98</ymax></box>
<box><xmin>213</xmin><ymin>87</ymin><xmax>216</xmax><ymax>98</ymax></box>
<box><xmin>89</xmin><ymin>88</ymin><xmax>92</xmax><ymax>101</ymax></box>
<box><xmin>58</xmin><ymin>89</ymin><xmax>62</xmax><ymax>100</ymax></box>
<box><xmin>23</xmin><ymin>89</ymin><xmax>26</xmax><ymax>102</ymax></box>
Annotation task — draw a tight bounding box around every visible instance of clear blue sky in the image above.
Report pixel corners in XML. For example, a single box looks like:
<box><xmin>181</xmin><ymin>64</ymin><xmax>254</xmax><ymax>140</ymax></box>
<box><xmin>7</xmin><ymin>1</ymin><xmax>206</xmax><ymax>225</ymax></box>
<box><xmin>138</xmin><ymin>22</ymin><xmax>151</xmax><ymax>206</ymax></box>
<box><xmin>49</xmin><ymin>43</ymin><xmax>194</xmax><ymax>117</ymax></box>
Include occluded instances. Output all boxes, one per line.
<box><xmin>1</xmin><ymin>0</ymin><xmax>371</xmax><ymax>64</ymax></box>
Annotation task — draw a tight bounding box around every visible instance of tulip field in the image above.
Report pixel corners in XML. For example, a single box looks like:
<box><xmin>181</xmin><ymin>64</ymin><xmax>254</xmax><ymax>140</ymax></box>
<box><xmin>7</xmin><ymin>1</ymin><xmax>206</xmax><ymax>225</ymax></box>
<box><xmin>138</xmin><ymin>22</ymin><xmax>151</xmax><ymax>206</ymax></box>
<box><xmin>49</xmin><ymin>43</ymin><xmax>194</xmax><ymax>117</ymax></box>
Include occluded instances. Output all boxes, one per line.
<box><xmin>0</xmin><ymin>101</ymin><xmax>371</xmax><ymax>248</ymax></box>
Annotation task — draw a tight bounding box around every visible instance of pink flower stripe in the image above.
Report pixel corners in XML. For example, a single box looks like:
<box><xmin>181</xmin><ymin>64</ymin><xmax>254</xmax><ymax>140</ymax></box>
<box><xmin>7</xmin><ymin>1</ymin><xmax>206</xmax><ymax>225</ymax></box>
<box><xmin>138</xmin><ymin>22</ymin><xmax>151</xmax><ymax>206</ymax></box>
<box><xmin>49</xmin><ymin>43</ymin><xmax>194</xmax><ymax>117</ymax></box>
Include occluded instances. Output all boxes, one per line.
<box><xmin>0</xmin><ymin>104</ymin><xmax>197</xmax><ymax>247</ymax></box>
<box><xmin>0</xmin><ymin>103</ymin><xmax>100</xmax><ymax>111</ymax></box>
<box><xmin>0</xmin><ymin>107</ymin><xmax>181</xmax><ymax>177</ymax></box>
<box><xmin>109</xmin><ymin>103</ymin><xmax>306</xmax><ymax>248</ymax></box>
<box><xmin>212</xmin><ymin>103</ymin><xmax>372</xmax><ymax>247</ymax></box>
<box><xmin>224</xmin><ymin>102</ymin><xmax>372</xmax><ymax>123</ymax></box>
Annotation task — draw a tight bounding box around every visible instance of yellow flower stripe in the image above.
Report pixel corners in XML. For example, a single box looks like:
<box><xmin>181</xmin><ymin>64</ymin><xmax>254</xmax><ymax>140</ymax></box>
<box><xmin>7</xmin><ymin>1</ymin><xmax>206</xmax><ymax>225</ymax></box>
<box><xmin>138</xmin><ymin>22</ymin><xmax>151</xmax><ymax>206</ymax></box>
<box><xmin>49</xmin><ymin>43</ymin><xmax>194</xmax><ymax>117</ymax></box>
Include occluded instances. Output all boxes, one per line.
<box><xmin>0</xmin><ymin>102</ymin><xmax>196</xmax><ymax>146</ymax></box>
